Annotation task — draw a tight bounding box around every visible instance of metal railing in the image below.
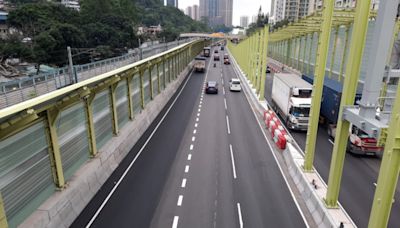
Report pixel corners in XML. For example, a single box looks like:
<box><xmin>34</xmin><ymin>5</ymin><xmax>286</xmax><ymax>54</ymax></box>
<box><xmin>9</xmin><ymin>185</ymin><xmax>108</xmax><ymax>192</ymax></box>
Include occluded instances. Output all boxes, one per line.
<box><xmin>0</xmin><ymin>39</ymin><xmax>194</xmax><ymax>109</ymax></box>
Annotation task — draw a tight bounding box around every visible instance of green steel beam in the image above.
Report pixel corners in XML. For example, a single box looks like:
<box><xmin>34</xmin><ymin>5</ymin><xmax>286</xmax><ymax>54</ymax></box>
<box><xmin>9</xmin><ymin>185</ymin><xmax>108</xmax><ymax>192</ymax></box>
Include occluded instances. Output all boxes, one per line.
<box><xmin>338</xmin><ymin>26</ymin><xmax>350</xmax><ymax>82</ymax></box>
<box><xmin>257</xmin><ymin>28</ymin><xmax>265</xmax><ymax>95</ymax></box>
<box><xmin>0</xmin><ymin>111</ymin><xmax>40</xmax><ymax>140</ymax></box>
<box><xmin>0</xmin><ymin>192</ymin><xmax>8</xmax><ymax>228</ymax></box>
<box><xmin>325</xmin><ymin>0</ymin><xmax>372</xmax><ymax>207</ymax></box>
<box><xmin>139</xmin><ymin>70</ymin><xmax>145</xmax><ymax>109</ymax></box>
<box><xmin>328</xmin><ymin>26</ymin><xmax>340</xmax><ymax>79</ymax></box>
<box><xmin>84</xmin><ymin>95</ymin><xmax>97</xmax><ymax>157</ymax></box>
<box><xmin>127</xmin><ymin>77</ymin><xmax>134</xmax><ymax>120</ymax></box>
<box><xmin>110</xmin><ymin>82</ymin><xmax>119</xmax><ymax>136</ymax></box>
<box><xmin>368</xmin><ymin>73</ymin><xmax>400</xmax><ymax>227</ymax></box>
<box><xmin>46</xmin><ymin>108</ymin><xmax>65</xmax><ymax>188</ymax></box>
<box><xmin>259</xmin><ymin>25</ymin><xmax>269</xmax><ymax>101</ymax></box>
<box><xmin>302</xmin><ymin>35</ymin><xmax>308</xmax><ymax>72</ymax></box>
<box><xmin>303</xmin><ymin>0</ymin><xmax>335</xmax><ymax>172</ymax></box>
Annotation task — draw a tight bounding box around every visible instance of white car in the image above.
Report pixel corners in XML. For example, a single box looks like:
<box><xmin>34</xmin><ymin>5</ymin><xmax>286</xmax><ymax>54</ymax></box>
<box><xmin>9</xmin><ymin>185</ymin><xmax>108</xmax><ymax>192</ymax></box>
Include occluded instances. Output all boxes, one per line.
<box><xmin>229</xmin><ymin>78</ymin><xmax>241</xmax><ymax>91</ymax></box>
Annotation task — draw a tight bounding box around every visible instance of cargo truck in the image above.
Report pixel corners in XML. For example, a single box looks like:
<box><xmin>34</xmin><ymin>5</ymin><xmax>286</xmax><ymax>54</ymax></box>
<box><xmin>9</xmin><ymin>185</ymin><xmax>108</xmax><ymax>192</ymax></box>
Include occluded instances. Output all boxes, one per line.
<box><xmin>194</xmin><ymin>57</ymin><xmax>206</xmax><ymax>72</ymax></box>
<box><xmin>271</xmin><ymin>73</ymin><xmax>312</xmax><ymax>130</ymax></box>
<box><xmin>302</xmin><ymin>75</ymin><xmax>384</xmax><ymax>156</ymax></box>
<box><xmin>203</xmin><ymin>47</ymin><xmax>211</xmax><ymax>57</ymax></box>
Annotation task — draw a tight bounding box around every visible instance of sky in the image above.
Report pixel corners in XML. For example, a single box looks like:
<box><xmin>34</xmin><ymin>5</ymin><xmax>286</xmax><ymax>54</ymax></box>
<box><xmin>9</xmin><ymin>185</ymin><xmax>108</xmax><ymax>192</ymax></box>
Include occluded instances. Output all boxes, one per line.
<box><xmin>178</xmin><ymin>0</ymin><xmax>271</xmax><ymax>26</ymax></box>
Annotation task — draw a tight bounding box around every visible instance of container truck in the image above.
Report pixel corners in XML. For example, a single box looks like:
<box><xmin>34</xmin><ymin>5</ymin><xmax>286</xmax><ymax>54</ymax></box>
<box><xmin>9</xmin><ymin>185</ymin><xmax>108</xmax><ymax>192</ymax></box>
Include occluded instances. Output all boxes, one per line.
<box><xmin>302</xmin><ymin>75</ymin><xmax>384</xmax><ymax>156</ymax></box>
<box><xmin>203</xmin><ymin>47</ymin><xmax>211</xmax><ymax>57</ymax></box>
<box><xmin>271</xmin><ymin>73</ymin><xmax>312</xmax><ymax>130</ymax></box>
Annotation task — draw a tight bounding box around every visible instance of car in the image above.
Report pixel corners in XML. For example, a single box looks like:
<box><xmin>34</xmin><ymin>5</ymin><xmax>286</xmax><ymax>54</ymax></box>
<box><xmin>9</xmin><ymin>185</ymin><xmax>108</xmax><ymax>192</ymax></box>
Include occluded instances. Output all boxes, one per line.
<box><xmin>205</xmin><ymin>81</ymin><xmax>218</xmax><ymax>94</ymax></box>
<box><xmin>221</xmin><ymin>46</ymin><xmax>225</xmax><ymax>51</ymax></box>
<box><xmin>266</xmin><ymin>66</ymin><xmax>271</xmax><ymax>73</ymax></box>
<box><xmin>229</xmin><ymin>78</ymin><xmax>241</xmax><ymax>91</ymax></box>
<box><xmin>214</xmin><ymin>49</ymin><xmax>219</xmax><ymax>53</ymax></box>
<box><xmin>214</xmin><ymin>55</ymin><xmax>220</xmax><ymax>61</ymax></box>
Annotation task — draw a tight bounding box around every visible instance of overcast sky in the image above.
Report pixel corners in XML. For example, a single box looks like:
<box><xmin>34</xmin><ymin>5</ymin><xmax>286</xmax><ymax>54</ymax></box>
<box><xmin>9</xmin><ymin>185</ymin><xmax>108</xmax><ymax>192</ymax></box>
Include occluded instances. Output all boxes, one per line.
<box><xmin>178</xmin><ymin>0</ymin><xmax>271</xmax><ymax>26</ymax></box>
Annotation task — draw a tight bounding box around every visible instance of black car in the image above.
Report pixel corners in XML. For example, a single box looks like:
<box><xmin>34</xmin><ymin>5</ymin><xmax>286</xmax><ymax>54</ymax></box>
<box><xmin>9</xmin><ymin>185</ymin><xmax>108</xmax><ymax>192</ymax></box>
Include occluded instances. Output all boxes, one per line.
<box><xmin>221</xmin><ymin>46</ymin><xmax>225</xmax><ymax>51</ymax></box>
<box><xmin>266</xmin><ymin>66</ymin><xmax>271</xmax><ymax>73</ymax></box>
<box><xmin>214</xmin><ymin>55</ymin><xmax>220</xmax><ymax>61</ymax></box>
<box><xmin>214</xmin><ymin>49</ymin><xmax>219</xmax><ymax>53</ymax></box>
<box><xmin>205</xmin><ymin>81</ymin><xmax>218</xmax><ymax>94</ymax></box>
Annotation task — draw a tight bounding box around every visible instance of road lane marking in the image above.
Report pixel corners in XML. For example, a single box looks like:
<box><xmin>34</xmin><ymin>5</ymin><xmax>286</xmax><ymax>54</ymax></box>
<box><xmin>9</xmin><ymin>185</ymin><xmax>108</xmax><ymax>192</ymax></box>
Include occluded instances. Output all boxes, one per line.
<box><xmin>190</xmin><ymin>144</ymin><xmax>194</xmax><ymax>150</ymax></box>
<box><xmin>177</xmin><ymin>195</ymin><xmax>183</xmax><ymax>206</ymax></box>
<box><xmin>199</xmin><ymin>104</ymin><xmax>202</xmax><ymax>108</ymax></box>
<box><xmin>226</xmin><ymin>115</ymin><xmax>231</xmax><ymax>135</ymax></box>
<box><xmin>197</xmin><ymin>113</ymin><xmax>200</xmax><ymax>117</ymax></box>
<box><xmin>223</xmin><ymin>87</ymin><xmax>225</xmax><ymax>95</ymax></box>
<box><xmin>193</xmin><ymin>129</ymin><xmax>197</xmax><ymax>134</ymax></box>
<box><xmin>188</xmin><ymin>154</ymin><xmax>192</xmax><ymax>160</ymax></box>
<box><xmin>328</xmin><ymin>139</ymin><xmax>334</xmax><ymax>145</ymax></box>
<box><xmin>185</xmin><ymin>165</ymin><xmax>190</xmax><ymax>173</ymax></box>
<box><xmin>195</xmin><ymin>123</ymin><xmax>198</xmax><ymax>128</ymax></box>
<box><xmin>196</xmin><ymin>117</ymin><xmax>199</xmax><ymax>122</ymax></box>
<box><xmin>198</xmin><ymin>108</ymin><xmax>201</xmax><ymax>112</ymax></box>
<box><xmin>85</xmin><ymin>64</ymin><xmax>194</xmax><ymax>228</ymax></box>
<box><xmin>237</xmin><ymin>203</ymin><xmax>243</xmax><ymax>228</ymax></box>
<box><xmin>172</xmin><ymin>216</ymin><xmax>179</xmax><ymax>228</ymax></box>
<box><xmin>230</xmin><ymin>57</ymin><xmax>310</xmax><ymax>227</ymax></box>
<box><xmin>181</xmin><ymin>178</ymin><xmax>187</xmax><ymax>188</ymax></box>
<box><xmin>230</xmin><ymin>144</ymin><xmax>237</xmax><ymax>179</ymax></box>
<box><xmin>192</xmin><ymin>136</ymin><xmax>195</xmax><ymax>142</ymax></box>
<box><xmin>224</xmin><ymin>98</ymin><xmax>227</xmax><ymax>110</ymax></box>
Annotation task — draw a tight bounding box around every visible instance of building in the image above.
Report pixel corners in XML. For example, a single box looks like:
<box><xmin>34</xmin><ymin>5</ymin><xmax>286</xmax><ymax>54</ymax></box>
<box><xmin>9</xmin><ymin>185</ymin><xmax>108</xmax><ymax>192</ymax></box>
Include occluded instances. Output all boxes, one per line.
<box><xmin>252</xmin><ymin>15</ymin><xmax>258</xmax><ymax>24</ymax></box>
<box><xmin>193</xmin><ymin>5</ymin><xmax>199</xmax><ymax>21</ymax></box>
<box><xmin>166</xmin><ymin>0</ymin><xmax>178</xmax><ymax>8</ymax></box>
<box><xmin>0</xmin><ymin>11</ymin><xmax>8</xmax><ymax>39</ymax></box>
<box><xmin>199</xmin><ymin>0</ymin><xmax>232</xmax><ymax>27</ymax></box>
<box><xmin>270</xmin><ymin>0</ymin><xmax>286</xmax><ymax>23</ymax></box>
<box><xmin>137</xmin><ymin>25</ymin><xmax>163</xmax><ymax>36</ymax></box>
<box><xmin>240</xmin><ymin>16</ymin><xmax>248</xmax><ymax>28</ymax></box>
<box><xmin>186</xmin><ymin>6</ymin><xmax>193</xmax><ymax>18</ymax></box>
<box><xmin>307</xmin><ymin>0</ymin><xmax>380</xmax><ymax>15</ymax></box>
<box><xmin>61</xmin><ymin>0</ymin><xmax>80</xmax><ymax>11</ymax></box>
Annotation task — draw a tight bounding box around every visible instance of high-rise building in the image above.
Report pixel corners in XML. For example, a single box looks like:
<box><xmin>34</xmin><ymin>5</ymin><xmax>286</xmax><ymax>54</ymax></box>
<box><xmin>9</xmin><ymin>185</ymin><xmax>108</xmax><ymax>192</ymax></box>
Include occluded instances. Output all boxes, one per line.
<box><xmin>193</xmin><ymin>5</ymin><xmax>199</xmax><ymax>21</ymax></box>
<box><xmin>199</xmin><ymin>0</ymin><xmax>232</xmax><ymax>27</ymax></box>
<box><xmin>240</xmin><ymin>16</ymin><xmax>249</xmax><ymax>28</ymax></box>
<box><xmin>186</xmin><ymin>6</ymin><xmax>193</xmax><ymax>18</ymax></box>
<box><xmin>270</xmin><ymin>0</ymin><xmax>285</xmax><ymax>23</ymax></box>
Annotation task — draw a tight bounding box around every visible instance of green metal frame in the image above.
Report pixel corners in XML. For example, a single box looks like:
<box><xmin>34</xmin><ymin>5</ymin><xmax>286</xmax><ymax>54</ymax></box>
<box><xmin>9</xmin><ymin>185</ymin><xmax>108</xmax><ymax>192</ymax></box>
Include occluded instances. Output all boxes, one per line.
<box><xmin>0</xmin><ymin>192</ymin><xmax>8</xmax><ymax>228</ymax></box>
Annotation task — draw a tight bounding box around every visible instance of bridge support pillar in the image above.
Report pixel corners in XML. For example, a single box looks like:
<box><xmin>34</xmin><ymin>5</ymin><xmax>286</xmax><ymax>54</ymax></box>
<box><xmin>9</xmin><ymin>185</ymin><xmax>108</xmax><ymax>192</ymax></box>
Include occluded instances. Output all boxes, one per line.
<box><xmin>84</xmin><ymin>95</ymin><xmax>98</xmax><ymax>157</ymax></box>
<box><xmin>325</xmin><ymin>0</ymin><xmax>372</xmax><ymax>207</ymax></box>
<box><xmin>303</xmin><ymin>0</ymin><xmax>335</xmax><ymax>172</ymax></box>
<box><xmin>338</xmin><ymin>26</ymin><xmax>350</xmax><ymax>82</ymax></box>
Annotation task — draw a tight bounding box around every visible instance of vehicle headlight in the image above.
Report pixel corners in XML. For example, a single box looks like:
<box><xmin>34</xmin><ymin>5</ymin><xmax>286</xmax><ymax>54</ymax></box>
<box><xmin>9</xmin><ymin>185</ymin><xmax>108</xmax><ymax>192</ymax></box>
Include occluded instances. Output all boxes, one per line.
<box><xmin>290</xmin><ymin>116</ymin><xmax>298</xmax><ymax>123</ymax></box>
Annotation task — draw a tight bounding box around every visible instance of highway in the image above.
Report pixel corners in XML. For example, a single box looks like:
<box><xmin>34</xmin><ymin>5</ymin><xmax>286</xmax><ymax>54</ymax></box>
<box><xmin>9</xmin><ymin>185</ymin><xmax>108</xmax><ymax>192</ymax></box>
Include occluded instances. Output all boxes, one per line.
<box><xmin>72</xmin><ymin>48</ymin><xmax>307</xmax><ymax>228</ymax></box>
<box><xmin>263</xmin><ymin>72</ymin><xmax>400</xmax><ymax>228</ymax></box>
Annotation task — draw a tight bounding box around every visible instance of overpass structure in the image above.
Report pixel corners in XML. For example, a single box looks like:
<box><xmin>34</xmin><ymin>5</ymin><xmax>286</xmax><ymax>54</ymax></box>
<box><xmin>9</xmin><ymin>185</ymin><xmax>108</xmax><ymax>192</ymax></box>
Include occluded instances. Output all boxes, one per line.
<box><xmin>180</xmin><ymin>32</ymin><xmax>242</xmax><ymax>40</ymax></box>
<box><xmin>0</xmin><ymin>1</ymin><xmax>400</xmax><ymax>228</ymax></box>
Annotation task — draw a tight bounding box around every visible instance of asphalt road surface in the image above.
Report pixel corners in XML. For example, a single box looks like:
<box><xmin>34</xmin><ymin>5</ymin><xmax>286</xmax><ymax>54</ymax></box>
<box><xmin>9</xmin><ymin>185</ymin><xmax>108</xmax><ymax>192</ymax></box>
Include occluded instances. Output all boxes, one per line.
<box><xmin>263</xmin><ymin>72</ymin><xmax>400</xmax><ymax>228</ymax></box>
<box><xmin>72</xmin><ymin>49</ymin><xmax>307</xmax><ymax>228</ymax></box>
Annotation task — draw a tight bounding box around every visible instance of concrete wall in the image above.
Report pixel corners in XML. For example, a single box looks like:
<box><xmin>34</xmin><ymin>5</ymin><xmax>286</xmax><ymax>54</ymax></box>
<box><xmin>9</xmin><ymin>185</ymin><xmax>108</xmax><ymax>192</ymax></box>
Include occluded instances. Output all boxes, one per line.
<box><xmin>19</xmin><ymin>62</ymin><xmax>194</xmax><ymax>228</ymax></box>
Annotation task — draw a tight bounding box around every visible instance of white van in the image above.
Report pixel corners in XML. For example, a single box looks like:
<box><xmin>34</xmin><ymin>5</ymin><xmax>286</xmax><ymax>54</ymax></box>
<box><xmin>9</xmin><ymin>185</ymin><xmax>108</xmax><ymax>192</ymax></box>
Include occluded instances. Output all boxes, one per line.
<box><xmin>229</xmin><ymin>78</ymin><xmax>241</xmax><ymax>91</ymax></box>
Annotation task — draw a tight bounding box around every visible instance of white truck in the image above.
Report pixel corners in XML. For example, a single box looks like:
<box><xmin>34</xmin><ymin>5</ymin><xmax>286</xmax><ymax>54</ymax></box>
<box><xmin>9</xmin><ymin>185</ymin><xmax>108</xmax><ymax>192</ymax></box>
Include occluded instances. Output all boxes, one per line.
<box><xmin>271</xmin><ymin>73</ymin><xmax>312</xmax><ymax>130</ymax></box>
<box><xmin>194</xmin><ymin>57</ymin><xmax>206</xmax><ymax>72</ymax></box>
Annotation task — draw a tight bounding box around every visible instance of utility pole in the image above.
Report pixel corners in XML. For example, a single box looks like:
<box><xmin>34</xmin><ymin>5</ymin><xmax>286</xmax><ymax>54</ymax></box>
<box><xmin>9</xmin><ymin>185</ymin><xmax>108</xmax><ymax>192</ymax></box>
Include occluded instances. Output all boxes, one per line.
<box><xmin>67</xmin><ymin>46</ymin><xmax>76</xmax><ymax>84</ymax></box>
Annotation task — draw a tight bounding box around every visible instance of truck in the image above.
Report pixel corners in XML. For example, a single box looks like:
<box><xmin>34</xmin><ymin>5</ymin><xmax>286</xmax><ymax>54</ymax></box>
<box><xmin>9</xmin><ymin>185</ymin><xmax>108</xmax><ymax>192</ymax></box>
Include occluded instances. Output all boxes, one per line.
<box><xmin>223</xmin><ymin>54</ymin><xmax>230</xmax><ymax>64</ymax></box>
<box><xmin>194</xmin><ymin>57</ymin><xmax>206</xmax><ymax>72</ymax></box>
<box><xmin>271</xmin><ymin>73</ymin><xmax>312</xmax><ymax>130</ymax></box>
<box><xmin>301</xmin><ymin>74</ymin><xmax>384</xmax><ymax>156</ymax></box>
<box><xmin>203</xmin><ymin>47</ymin><xmax>211</xmax><ymax>57</ymax></box>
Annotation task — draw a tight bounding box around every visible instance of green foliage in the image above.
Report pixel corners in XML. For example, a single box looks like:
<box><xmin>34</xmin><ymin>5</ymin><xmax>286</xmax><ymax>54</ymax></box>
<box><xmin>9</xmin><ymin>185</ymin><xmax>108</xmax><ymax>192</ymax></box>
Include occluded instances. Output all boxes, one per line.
<box><xmin>246</xmin><ymin>6</ymin><xmax>269</xmax><ymax>35</ymax></box>
<box><xmin>1</xmin><ymin>0</ymin><xmax>209</xmax><ymax>70</ymax></box>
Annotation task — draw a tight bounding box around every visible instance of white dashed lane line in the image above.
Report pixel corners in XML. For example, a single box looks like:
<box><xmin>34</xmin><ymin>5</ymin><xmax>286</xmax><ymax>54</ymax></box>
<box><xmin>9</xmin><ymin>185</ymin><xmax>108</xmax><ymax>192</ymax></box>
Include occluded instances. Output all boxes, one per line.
<box><xmin>192</xmin><ymin>136</ymin><xmax>196</xmax><ymax>142</ymax></box>
<box><xmin>237</xmin><ymin>203</ymin><xmax>244</xmax><ymax>228</ymax></box>
<box><xmin>190</xmin><ymin>144</ymin><xmax>194</xmax><ymax>150</ymax></box>
<box><xmin>177</xmin><ymin>195</ymin><xmax>183</xmax><ymax>206</ymax></box>
<box><xmin>226</xmin><ymin>115</ymin><xmax>231</xmax><ymax>135</ymax></box>
<box><xmin>229</xmin><ymin>144</ymin><xmax>237</xmax><ymax>179</ymax></box>
<box><xmin>172</xmin><ymin>216</ymin><xmax>179</xmax><ymax>228</ymax></box>
<box><xmin>224</xmin><ymin>98</ymin><xmax>227</xmax><ymax>110</ymax></box>
<box><xmin>185</xmin><ymin>165</ymin><xmax>190</xmax><ymax>173</ymax></box>
<box><xmin>181</xmin><ymin>179</ymin><xmax>187</xmax><ymax>188</ymax></box>
<box><xmin>193</xmin><ymin>129</ymin><xmax>197</xmax><ymax>134</ymax></box>
<box><xmin>187</xmin><ymin>154</ymin><xmax>192</xmax><ymax>160</ymax></box>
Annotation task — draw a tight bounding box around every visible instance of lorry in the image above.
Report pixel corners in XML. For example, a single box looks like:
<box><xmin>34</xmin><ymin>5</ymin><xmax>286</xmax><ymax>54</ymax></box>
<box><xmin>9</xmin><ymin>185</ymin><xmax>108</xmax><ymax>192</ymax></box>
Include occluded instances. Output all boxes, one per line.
<box><xmin>194</xmin><ymin>57</ymin><xmax>206</xmax><ymax>72</ymax></box>
<box><xmin>203</xmin><ymin>47</ymin><xmax>211</xmax><ymax>57</ymax></box>
<box><xmin>271</xmin><ymin>73</ymin><xmax>312</xmax><ymax>130</ymax></box>
<box><xmin>301</xmin><ymin>74</ymin><xmax>384</xmax><ymax>156</ymax></box>
<box><xmin>223</xmin><ymin>54</ymin><xmax>230</xmax><ymax>64</ymax></box>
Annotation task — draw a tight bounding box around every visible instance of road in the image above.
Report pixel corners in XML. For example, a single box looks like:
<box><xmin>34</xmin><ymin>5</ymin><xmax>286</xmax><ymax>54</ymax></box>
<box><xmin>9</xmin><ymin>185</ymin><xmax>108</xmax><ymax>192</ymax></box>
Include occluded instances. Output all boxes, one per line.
<box><xmin>72</xmin><ymin>48</ymin><xmax>307</xmax><ymax>228</ymax></box>
<box><xmin>263</xmin><ymin>72</ymin><xmax>400</xmax><ymax>228</ymax></box>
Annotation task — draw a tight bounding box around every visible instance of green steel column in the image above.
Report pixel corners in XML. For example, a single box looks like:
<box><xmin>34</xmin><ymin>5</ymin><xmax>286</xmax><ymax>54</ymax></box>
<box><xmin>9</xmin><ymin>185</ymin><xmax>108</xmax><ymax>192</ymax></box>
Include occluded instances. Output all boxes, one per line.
<box><xmin>46</xmin><ymin>108</ymin><xmax>65</xmax><ymax>188</ymax></box>
<box><xmin>140</xmin><ymin>70</ymin><xmax>145</xmax><ymax>109</ymax></box>
<box><xmin>149</xmin><ymin>65</ymin><xmax>154</xmax><ymax>99</ymax></box>
<box><xmin>246</xmin><ymin>38</ymin><xmax>251</xmax><ymax>76</ymax></box>
<box><xmin>110</xmin><ymin>84</ymin><xmax>119</xmax><ymax>135</ymax></box>
<box><xmin>259</xmin><ymin>25</ymin><xmax>269</xmax><ymax>101</ymax></box>
<box><xmin>286</xmin><ymin>39</ymin><xmax>291</xmax><ymax>66</ymax></box>
<box><xmin>338</xmin><ymin>26</ymin><xmax>350</xmax><ymax>82</ymax></box>
<box><xmin>249</xmin><ymin>35</ymin><xmax>255</xmax><ymax>83</ymax></box>
<box><xmin>307</xmin><ymin>34</ymin><xmax>314</xmax><ymax>75</ymax></box>
<box><xmin>127</xmin><ymin>77</ymin><xmax>134</xmax><ymax>120</ymax></box>
<box><xmin>368</xmin><ymin>78</ymin><xmax>400</xmax><ymax>227</ymax></box>
<box><xmin>257</xmin><ymin>28</ymin><xmax>266</xmax><ymax>94</ymax></box>
<box><xmin>302</xmin><ymin>35</ymin><xmax>308</xmax><ymax>73</ymax></box>
<box><xmin>254</xmin><ymin>31</ymin><xmax>261</xmax><ymax>87</ymax></box>
<box><xmin>0</xmin><ymin>192</ymin><xmax>8</xmax><ymax>228</ymax></box>
<box><xmin>84</xmin><ymin>96</ymin><xmax>97</xmax><ymax>157</ymax></box>
<box><xmin>325</xmin><ymin>0</ymin><xmax>372</xmax><ymax>207</ymax></box>
<box><xmin>303</xmin><ymin>0</ymin><xmax>335</xmax><ymax>172</ymax></box>
<box><xmin>157</xmin><ymin>63</ymin><xmax>161</xmax><ymax>93</ymax></box>
<box><xmin>296</xmin><ymin>37</ymin><xmax>301</xmax><ymax>70</ymax></box>
<box><xmin>328</xmin><ymin>26</ymin><xmax>339</xmax><ymax>79</ymax></box>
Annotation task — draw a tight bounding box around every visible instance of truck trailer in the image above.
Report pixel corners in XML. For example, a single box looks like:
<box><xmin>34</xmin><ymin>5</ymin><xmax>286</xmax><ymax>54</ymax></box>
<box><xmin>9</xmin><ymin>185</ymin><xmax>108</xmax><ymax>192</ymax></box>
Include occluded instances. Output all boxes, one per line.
<box><xmin>301</xmin><ymin>75</ymin><xmax>383</xmax><ymax>156</ymax></box>
<box><xmin>271</xmin><ymin>73</ymin><xmax>312</xmax><ymax>130</ymax></box>
<box><xmin>194</xmin><ymin>57</ymin><xmax>206</xmax><ymax>72</ymax></box>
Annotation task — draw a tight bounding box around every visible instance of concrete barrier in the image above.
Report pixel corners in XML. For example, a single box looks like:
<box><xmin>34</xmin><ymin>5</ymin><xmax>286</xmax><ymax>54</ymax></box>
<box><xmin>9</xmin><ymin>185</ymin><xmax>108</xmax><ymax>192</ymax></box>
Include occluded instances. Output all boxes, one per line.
<box><xmin>19</xmin><ymin>61</ymin><xmax>195</xmax><ymax>228</ymax></box>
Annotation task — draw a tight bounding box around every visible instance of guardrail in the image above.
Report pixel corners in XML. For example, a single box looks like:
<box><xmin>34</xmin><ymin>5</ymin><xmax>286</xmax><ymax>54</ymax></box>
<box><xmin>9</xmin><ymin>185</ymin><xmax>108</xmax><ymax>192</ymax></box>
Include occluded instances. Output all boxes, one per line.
<box><xmin>0</xmin><ymin>39</ymin><xmax>195</xmax><ymax>109</ymax></box>
<box><xmin>0</xmin><ymin>39</ymin><xmax>205</xmax><ymax>227</ymax></box>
